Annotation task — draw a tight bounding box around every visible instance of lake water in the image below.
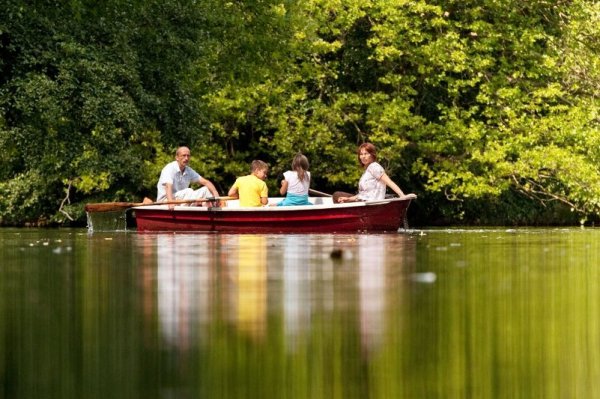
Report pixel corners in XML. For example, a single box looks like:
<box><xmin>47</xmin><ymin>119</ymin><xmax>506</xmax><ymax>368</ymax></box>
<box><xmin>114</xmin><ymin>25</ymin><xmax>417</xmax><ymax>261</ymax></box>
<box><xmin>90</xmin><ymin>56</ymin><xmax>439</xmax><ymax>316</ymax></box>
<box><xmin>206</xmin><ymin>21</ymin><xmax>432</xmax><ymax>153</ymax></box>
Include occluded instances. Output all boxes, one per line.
<box><xmin>1</xmin><ymin>227</ymin><xmax>600</xmax><ymax>398</ymax></box>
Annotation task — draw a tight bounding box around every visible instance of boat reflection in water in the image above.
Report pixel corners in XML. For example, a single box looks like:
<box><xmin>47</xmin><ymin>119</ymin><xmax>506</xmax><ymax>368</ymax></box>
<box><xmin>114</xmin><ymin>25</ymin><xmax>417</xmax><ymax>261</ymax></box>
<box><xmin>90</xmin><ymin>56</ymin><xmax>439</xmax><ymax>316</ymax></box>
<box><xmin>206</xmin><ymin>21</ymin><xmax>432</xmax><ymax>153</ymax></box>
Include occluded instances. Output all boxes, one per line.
<box><xmin>358</xmin><ymin>235</ymin><xmax>387</xmax><ymax>355</ymax></box>
<box><xmin>227</xmin><ymin>235</ymin><xmax>268</xmax><ymax>339</ymax></box>
<box><xmin>282</xmin><ymin>235</ymin><xmax>314</xmax><ymax>351</ymax></box>
<box><xmin>156</xmin><ymin>234</ymin><xmax>214</xmax><ymax>349</ymax></box>
<box><xmin>152</xmin><ymin>233</ymin><xmax>415</xmax><ymax>356</ymax></box>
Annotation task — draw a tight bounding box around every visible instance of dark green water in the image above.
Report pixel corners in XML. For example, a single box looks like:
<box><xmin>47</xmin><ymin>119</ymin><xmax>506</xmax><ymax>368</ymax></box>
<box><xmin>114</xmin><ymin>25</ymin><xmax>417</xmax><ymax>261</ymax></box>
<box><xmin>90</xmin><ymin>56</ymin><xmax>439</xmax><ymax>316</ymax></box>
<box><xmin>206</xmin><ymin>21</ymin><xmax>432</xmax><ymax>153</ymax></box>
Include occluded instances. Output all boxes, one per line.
<box><xmin>1</xmin><ymin>227</ymin><xmax>599</xmax><ymax>398</ymax></box>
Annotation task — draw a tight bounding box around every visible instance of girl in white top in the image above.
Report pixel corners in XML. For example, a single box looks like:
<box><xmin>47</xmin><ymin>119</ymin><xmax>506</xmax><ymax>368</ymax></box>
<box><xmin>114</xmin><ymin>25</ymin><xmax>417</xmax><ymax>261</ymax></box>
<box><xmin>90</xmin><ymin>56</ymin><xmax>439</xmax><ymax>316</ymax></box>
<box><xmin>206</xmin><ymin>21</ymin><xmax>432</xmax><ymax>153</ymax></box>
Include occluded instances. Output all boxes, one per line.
<box><xmin>277</xmin><ymin>153</ymin><xmax>312</xmax><ymax>206</ymax></box>
<box><xmin>335</xmin><ymin>143</ymin><xmax>416</xmax><ymax>203</ymax></box>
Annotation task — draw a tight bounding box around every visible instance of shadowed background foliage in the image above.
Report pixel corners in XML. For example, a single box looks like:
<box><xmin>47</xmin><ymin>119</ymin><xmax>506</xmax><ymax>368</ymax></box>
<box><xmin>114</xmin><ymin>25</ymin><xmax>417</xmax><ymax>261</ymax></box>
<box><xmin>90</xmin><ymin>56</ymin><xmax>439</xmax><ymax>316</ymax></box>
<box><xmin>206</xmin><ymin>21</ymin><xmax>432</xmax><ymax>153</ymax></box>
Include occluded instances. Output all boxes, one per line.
<box><xmin>1</xmin><ymin>0</ymin><xmax>599</xmax><ymax>226</ymax></box>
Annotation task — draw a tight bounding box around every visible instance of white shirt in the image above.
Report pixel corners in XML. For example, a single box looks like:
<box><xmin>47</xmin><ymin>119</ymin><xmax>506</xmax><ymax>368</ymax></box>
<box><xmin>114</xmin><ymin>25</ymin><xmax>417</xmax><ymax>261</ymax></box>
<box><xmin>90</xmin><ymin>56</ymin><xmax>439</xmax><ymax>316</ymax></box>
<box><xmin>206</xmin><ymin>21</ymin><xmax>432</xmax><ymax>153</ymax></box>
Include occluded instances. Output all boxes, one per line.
<box><xmin>156</xmin><ymin>161</ymin><xmax>201</xmax><ymax>201</ymax></box>
<box><xmin>283</xmin><ymin>170</ymin><xmax>311</xmax><ymax>195</ymax></box>
<box><xmin>357</xmin><ymin>162</ymin><xmax>386</xmax><ymax>201</ymax></box>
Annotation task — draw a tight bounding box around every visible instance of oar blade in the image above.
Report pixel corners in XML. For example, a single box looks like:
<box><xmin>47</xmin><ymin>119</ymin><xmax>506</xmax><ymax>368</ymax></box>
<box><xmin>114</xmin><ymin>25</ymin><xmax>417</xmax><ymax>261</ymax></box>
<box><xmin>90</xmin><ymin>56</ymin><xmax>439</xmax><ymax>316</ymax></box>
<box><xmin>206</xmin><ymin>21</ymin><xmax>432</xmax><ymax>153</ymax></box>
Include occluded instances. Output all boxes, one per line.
<box><xmin>85</xmin><ymin>202</ymin><xmax>137</xmax><ymax>213</ymax></box>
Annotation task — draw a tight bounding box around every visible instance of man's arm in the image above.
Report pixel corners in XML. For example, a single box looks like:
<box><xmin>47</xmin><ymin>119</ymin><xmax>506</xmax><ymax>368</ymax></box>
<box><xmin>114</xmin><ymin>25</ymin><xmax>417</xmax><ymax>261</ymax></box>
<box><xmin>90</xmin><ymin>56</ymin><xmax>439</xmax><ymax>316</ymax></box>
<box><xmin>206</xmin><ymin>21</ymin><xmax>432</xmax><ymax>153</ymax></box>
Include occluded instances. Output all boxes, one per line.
<box><xmin>199</xmin><ymin>177</ymin><xmax>220</xmax><ymax>198</ymax></box>
<box><xmin>164</xmin><ymin>182</ymin><xmax>177</xmax><ymax>209</ymax></box>
<box><xmin>165</xmin><ymin>183</ymin><xmax>175</xmax><ymax>202</ymax></box>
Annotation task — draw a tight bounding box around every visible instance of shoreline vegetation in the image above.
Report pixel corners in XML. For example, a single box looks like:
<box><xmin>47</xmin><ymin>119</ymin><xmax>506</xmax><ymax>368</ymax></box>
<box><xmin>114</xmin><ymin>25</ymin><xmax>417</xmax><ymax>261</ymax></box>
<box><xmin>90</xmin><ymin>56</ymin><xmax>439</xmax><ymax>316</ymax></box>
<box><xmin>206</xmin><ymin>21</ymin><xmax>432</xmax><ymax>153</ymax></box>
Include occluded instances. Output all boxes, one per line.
<box><xmin>1</xmin><ymin>1</ymin><xmax>599</xmax><ymax>227</ymax></box>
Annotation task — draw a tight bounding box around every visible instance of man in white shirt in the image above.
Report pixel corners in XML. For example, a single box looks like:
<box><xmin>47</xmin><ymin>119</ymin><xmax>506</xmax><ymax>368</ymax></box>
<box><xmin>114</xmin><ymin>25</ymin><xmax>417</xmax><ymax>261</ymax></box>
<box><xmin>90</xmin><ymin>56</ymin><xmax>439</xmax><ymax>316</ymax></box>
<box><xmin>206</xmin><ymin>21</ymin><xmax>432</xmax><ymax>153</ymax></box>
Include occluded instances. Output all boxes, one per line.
<box><xmin>157</xmin><ymin>146</ymin><xmax>220</xmax><ymax>207</ymax></box>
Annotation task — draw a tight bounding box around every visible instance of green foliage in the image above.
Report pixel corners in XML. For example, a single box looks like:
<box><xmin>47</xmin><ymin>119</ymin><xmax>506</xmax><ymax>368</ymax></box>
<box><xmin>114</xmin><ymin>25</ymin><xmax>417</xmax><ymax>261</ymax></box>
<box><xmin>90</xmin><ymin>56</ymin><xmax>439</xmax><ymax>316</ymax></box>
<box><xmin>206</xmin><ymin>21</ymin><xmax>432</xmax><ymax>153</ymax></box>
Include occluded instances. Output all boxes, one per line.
<box><xmin>358</xmin><ymin>0</ymin><xmax>600</xmax><ymax>223</ymax></box>
<box><xmin>0</xmin><ymin>171</ymin><xmax>51</xmax><ymax>225</ymax></box>
<box><xmin>1</xmin><ymin>0</ymin><xmax>599</xmax><ymax>225</ymax></box>
<box><xmin>0</xmin><ymin>0</ymin><xmax>208</xmax><ymax>224</ymax></box>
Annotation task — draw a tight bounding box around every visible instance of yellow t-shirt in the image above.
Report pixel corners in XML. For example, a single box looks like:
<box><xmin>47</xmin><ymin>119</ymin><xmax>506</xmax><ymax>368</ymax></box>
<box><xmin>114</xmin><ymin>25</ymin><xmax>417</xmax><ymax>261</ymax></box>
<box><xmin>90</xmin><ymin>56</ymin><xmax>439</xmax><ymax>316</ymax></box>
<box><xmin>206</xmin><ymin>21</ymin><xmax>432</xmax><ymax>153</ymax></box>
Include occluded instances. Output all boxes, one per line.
<box><xmin>232</xmin><ymin>174</ymin><xmax>268</xmax><ymax>207</ymax></box>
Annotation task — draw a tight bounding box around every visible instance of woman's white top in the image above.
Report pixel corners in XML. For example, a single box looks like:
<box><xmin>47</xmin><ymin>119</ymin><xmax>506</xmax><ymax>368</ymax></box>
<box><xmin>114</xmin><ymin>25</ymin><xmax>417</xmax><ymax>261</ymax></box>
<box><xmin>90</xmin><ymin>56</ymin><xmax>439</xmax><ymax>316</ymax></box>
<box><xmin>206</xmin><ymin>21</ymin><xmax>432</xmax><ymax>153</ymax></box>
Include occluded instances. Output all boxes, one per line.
<box><xmin>357</xmin><ymin>162</ymin><xmax>386</xmax><ymax>201</ymax></box>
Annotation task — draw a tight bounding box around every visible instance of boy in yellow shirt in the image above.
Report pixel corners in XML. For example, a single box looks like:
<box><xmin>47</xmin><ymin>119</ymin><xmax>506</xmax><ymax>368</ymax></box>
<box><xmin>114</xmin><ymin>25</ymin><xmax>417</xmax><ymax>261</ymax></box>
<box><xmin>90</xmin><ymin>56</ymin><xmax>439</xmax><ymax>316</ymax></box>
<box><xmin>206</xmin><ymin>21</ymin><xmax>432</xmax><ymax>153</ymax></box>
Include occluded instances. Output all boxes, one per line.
<box><xmin>228</xmin><ymin>160</ymin><xmax>269</xmax><ymax>207</ymax></box>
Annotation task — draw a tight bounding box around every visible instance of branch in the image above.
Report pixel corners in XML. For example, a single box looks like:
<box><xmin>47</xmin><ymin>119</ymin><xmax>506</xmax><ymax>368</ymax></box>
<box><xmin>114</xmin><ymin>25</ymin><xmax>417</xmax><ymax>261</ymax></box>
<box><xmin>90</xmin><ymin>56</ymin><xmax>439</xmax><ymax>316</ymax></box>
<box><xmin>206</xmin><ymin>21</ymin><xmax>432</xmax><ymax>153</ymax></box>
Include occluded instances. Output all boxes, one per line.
<box><xmin>511</xmin><ymin>174</ymin><xmax>584</xmax><ymax>213</ymax></box>
<box><xmin>58</xmin><ymin>180</ymin><xmax>74</xmax><ymax>221</ymax></box>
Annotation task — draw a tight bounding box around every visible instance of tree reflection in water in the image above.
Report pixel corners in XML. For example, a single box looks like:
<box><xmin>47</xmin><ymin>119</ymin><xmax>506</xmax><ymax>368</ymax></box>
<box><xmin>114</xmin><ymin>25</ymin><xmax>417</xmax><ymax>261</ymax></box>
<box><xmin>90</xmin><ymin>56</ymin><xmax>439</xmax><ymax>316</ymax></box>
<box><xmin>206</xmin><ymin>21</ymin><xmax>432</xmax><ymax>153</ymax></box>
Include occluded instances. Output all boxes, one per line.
<box><xmin>10</xmin><ymin>229</ymin><xmax>600</xmax><ymax>398</ymax></box>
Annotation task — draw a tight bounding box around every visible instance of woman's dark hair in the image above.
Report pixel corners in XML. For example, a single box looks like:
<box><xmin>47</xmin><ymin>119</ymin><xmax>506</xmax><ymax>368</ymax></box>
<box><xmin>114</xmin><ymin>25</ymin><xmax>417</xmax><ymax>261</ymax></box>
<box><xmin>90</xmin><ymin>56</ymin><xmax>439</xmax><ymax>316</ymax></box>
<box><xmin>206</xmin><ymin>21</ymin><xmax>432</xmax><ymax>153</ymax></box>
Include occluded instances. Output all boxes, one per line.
<box><xmin>357</xmin><ymin>142</ymin><xmax>377</xmax><ymax>166</ymax></box>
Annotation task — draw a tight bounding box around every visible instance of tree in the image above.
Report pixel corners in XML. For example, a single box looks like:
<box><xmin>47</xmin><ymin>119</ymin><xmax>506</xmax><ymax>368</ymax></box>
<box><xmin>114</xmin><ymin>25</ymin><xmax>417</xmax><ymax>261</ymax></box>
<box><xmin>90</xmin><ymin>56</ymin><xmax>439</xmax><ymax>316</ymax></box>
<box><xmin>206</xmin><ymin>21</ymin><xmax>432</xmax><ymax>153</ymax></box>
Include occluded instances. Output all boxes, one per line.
<box><xmin>1</xmin><ymin>0</ymin><xmax>599</xmax><ymax>225</ymax></box>
<box><xmin>0</xmin><ymin>0</ymin><xmax>210</xmax><ymax>224</ymax></box>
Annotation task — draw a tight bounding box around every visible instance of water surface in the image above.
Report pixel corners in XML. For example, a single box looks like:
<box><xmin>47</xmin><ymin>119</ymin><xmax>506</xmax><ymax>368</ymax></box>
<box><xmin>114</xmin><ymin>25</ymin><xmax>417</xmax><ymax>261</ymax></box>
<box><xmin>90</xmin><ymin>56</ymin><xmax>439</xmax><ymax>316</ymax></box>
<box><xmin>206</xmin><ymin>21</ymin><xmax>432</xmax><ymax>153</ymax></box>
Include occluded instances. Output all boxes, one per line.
<box><xmin>1</xmin><ymin>228</ymin><xmax>599</xmax><ymax>398</ymax></box>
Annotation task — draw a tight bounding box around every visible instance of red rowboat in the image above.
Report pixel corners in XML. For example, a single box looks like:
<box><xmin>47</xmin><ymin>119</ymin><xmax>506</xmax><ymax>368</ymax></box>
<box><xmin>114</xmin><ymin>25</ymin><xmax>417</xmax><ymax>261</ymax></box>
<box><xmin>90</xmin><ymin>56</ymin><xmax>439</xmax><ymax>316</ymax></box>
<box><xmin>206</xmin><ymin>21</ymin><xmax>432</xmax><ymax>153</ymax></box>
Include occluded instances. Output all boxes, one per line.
<box><xmin>132</xmin><ymin>197</ymin><xmax>414</xmax><ymax>233</ymax></box>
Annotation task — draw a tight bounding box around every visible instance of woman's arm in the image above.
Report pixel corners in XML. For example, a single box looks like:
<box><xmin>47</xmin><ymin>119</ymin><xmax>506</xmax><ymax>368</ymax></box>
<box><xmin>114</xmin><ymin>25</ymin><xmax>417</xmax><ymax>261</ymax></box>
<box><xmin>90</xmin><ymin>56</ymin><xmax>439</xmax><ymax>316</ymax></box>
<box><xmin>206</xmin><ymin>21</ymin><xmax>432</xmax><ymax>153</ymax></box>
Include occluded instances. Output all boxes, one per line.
<box><xmin>380</xmin><ymin>173</ymin><xmax>417</xmax><ymax>199</ymax></box>
<box><xmin>379</xmin><ymin>173</ymin><xmax>404</xmax><ymax>196</ymax></box>
<box><xmin>337</xmin><ymin>194</ymin><xmax>359</xmax><ymax>203</ymax></box>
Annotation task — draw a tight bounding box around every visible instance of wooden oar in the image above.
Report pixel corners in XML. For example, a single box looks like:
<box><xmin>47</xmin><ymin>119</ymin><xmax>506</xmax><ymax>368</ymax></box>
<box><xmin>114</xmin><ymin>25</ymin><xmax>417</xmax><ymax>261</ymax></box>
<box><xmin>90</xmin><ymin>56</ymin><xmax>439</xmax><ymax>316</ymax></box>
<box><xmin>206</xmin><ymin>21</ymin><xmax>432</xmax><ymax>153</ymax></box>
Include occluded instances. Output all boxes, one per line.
<box><xmin>309</xmin><ymin>188</ymin><xmax>332</xmax><ymax>197</ymax></box>
<box><xmin>85</xmin><ymin>196</ymin><xmax>235</xmax><ymax>213</ymax></box>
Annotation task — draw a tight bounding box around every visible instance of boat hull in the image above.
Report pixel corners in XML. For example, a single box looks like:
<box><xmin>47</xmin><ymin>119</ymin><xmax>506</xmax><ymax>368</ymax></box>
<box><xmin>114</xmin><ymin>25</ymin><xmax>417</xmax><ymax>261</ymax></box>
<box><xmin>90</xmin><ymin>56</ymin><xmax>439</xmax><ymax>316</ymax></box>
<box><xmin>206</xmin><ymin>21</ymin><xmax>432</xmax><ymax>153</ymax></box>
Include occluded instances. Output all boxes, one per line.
<box><xmin>133</xmin><ymin>198</ymin><xmax>412</xmax><ymax>233</ymax></box>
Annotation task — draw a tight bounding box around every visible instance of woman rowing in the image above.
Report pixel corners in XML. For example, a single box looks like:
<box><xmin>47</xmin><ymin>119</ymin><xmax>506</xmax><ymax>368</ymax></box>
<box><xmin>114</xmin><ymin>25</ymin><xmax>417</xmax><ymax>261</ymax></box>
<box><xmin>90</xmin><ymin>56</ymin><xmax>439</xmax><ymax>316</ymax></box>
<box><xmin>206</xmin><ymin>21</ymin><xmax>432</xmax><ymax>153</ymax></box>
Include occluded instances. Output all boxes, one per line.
<box><xmin>333</xmin><ymin>142</ymin><xmax>416</xmax><ymax>203</ymax></box>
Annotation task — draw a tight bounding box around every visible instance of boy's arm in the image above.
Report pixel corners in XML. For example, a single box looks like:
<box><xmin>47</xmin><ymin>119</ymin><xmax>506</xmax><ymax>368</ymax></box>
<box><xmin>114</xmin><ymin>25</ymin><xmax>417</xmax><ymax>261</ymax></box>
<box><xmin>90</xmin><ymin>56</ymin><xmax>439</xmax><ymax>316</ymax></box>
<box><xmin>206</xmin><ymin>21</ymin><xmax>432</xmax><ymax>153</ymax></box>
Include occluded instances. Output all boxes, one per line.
<box><xmin>260</xmin><ymin>182</ymin><xmax>269</xmax><ymax>205</ymax></box>
<box><xmin>228</xmin><ymin>185</ymin><xmax>239</xmax><ymax>198</ymax></box>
